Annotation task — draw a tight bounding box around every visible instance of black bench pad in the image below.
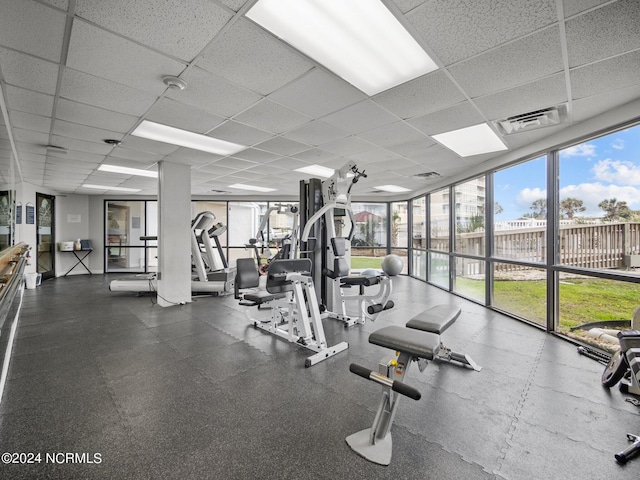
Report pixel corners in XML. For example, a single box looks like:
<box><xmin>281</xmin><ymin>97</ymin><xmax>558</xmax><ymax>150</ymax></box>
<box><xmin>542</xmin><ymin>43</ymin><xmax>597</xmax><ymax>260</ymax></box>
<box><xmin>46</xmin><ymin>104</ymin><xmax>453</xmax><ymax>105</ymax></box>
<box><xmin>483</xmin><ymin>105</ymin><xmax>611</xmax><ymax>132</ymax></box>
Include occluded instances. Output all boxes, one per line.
<box><xmin>243</xmin><ymin>290</ymin><xmax>286</xmax><ymax>305</ymax></box>
<box><xmin>406</xmin><ymin>305</ymin><xmax>461</xmax><ymax>334</ymax></box>
<box><xmin>369</xmin><ymin>326</ymin><xmax>440</xmax><ymax>360</ymax></box>
<box><xmin>340</xmin><ymin>275</ymin><xmax>381</xmax><ymax>287</ymax></box>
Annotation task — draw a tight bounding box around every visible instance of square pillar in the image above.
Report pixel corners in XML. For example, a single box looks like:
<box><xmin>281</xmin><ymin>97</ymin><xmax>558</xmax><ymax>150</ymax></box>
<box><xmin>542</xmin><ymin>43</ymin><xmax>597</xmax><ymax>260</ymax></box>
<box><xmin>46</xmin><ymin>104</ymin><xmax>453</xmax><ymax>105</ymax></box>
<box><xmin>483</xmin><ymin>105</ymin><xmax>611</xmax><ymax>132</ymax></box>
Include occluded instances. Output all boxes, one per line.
<box><xmin>157</xmin><ymin>161</ymin><xmax>191</xmax><ymax>306</ymax></box>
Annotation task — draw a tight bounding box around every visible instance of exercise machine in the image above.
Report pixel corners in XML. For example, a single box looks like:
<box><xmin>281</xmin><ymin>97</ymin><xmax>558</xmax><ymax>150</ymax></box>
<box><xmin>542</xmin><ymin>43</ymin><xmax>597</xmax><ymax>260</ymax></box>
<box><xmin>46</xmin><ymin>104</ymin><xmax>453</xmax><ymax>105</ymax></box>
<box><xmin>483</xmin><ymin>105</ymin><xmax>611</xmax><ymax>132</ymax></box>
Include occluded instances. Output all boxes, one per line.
<box><xmin>300</xmin><ymin>162</ymin><xmax>393</xmax><ymax>326</ymax></box>
<box><xmin>110</xmin><ymin>211</ymin><xmax>234</xmax><ymax>295</ymax></box>
<box><xmin>246</xmin><ymin>203</ymin><xmax>299</xmax><ymax>274</ymax></box>
<box><xmin>235</xmin><ymin>257</ymin><xmax>348</xmax><ymax>367</ymax></box>
<box><xmin>347</xmin><ymin>304</ymin><xmax>480</xmax><ymax>465</ymax></box>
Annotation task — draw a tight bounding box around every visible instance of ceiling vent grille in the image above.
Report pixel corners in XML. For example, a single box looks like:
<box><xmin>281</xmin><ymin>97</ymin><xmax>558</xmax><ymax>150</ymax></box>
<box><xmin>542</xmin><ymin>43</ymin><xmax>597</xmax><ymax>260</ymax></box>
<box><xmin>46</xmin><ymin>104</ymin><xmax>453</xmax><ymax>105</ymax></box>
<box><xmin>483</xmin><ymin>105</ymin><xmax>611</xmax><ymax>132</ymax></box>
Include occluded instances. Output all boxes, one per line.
<box><xmin>494</xmin><ymin>104</ymin><xmax>566</xmax><ymax>135</ymax></box>
<box><xmin>414</xmin><ymin>171</ymin><xmax>440</xmax><ymax>179</ymax></box>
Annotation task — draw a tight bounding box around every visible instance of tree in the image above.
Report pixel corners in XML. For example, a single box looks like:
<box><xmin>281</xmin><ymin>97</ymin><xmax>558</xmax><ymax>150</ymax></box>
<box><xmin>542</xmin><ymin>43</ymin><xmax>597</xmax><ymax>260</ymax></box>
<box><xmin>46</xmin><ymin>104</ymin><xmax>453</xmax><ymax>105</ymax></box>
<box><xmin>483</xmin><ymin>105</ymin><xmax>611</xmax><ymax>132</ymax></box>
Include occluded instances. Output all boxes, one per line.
<box><xmin>559</xmin><ymin>197</ymin><xmax>586</xmax><ymax>219</ymax></box>
<box><xmin>528</xmin><ymin>199</ymin><xmax>547</xmax><ymax>219</ymax></box>
<box><xmin>599</xmin><ymin>198</ymin><xmax>631</xmax><ymax>221</ymax></box>
<box><xmin>494</xmin><ymin>202</ymin><xmax>503</xmax><ymax>216</ymax></box>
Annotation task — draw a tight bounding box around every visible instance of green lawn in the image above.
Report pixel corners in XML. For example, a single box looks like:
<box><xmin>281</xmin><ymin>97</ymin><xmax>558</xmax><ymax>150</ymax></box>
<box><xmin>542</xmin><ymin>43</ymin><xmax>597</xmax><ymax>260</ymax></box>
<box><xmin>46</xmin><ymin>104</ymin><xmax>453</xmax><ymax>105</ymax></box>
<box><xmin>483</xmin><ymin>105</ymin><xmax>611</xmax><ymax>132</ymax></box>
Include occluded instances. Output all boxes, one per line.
<box><xmin>350</xmin><ymin>256</ymin><xmax>383</xmax><ymax>269</ymax></box>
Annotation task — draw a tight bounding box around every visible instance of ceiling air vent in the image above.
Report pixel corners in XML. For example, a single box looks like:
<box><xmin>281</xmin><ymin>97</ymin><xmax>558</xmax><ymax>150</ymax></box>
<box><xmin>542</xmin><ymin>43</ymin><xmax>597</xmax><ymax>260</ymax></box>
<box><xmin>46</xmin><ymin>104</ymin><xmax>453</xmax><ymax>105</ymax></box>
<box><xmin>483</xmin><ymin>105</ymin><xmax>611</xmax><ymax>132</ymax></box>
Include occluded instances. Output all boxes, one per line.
<box><xmin>414</xmin><ymin>171</ymin><xmax>440</xmax><ymax>179</ymax></box>
<box><xmin>210</xmin><ymin>189</ymin><xmax>230</xmax><ymax>194</ymax></box>
<box><xmin>494</xmin><ymin>104</ymin><xmax>566</xmax><ymax>135</ymax></box>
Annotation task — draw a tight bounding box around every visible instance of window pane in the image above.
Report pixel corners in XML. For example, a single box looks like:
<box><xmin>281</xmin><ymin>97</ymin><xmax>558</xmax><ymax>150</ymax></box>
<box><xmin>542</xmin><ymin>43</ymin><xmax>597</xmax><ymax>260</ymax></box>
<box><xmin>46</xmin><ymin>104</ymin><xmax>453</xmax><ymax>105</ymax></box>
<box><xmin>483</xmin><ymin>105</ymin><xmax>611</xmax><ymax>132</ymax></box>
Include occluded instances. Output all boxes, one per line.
<box><xmin>228</xmin><ymin>202</ymin><xmax>267</xmax><ymax>247</ymax></box>
<box><xmin>352</xmin><ymin>202</ymin><xmax>387</xmax><ymax>247</ymax></box>
<box><xmin>455</xmin><ymin>177</ymin><xmax>485</xmax><ymax>255</ymax></box>
<box><xmin>454</xmin><ymin>257</ymin><xmax>485</xmax><ymax>303</ymax></box>
<box><xmin>192</xmin><ymin>201</ymin><xmax>228</xmax><ymax>246</ymax></box>
<box><xmin>558</xmin><ymin>276</ymin><xmax>639</xmax><ymax>348</ymax></box>
<box><xmin>559</xmin><ymin>125</ymin><xmax>640</xmax><ymax>275</ymax></box>
<box><xmin>391</xmin><ymin>201</ymin><xmax>408</xmax><ymax>249</ymax></box>
<box><xmin>493</xmin><ymin>157</ymin><xmax>547</xmax><ymax>262</ymax></box>
<box><xmin>351</xmin><ymin>248</ymin><xmax>387</xmax><ymax>270</ymax></box>
<box><xmin>412</xmin><ymin>249</ymin><xmax>426</xmax><ymax>280</ymax></box>
<box><xmin>430</xmin><ymin>188</ymin><xmax>449</xmax><ymax>252</ymax></box>
<box><xmin>106</xmin><ymin>247</ymin><xmax>146</xmax><ymax>272</ymax></box>
<box><xmin>492</xmin><ymin>262</ymin><xmax>546</xmax><ymax>327</ymax></box>
<box><xmin>106</xmin><ymin>201</ymin><xmax>146</xmax><ymax>272</ymax></box>
<box><xmin>412</xmin><ymin>196</ymin><xmax>426</xmax><ymax>249</ymax></box>
<box><xmin>429</xmin><ymin>251</ymin><xmax>449</xmax><ymax>288</ymax></box>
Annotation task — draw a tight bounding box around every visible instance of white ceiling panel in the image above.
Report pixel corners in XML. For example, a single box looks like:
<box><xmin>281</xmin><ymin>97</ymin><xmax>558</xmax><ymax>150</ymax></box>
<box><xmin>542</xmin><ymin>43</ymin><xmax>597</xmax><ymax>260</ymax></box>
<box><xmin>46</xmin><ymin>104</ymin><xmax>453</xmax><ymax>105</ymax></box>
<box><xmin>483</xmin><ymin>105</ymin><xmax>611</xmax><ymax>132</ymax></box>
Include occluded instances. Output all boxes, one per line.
<box><xmin>214</xmin><ymin>157</ymin><xmax>259</xmax><ymax>170</ymax></box>
<box><xmin>283</xmin><ymin>120</ymin><xmax>347</xmax><ymax>146</ymax></box>
<box><xmin>198</xmin><ymin>18</ymin><xmax>312</xmax><ymax>95</ymax></box>
<box><xmin>391</xmin><ymin>0</ymin><xmax>428</xmax><ymax>14</ymax></box>
<box><xmin>264</xmin><ymin>157</ymin><xmax>311</xmax><ymax>171</ymax></box>
<box><xmin>570</xmin><ymin>50</ymin><xmax>640</xmax><ymax>100</ymax></box>
<box><xmin>572</xmin><ymin>84</ymin><xmax>640</xmax><ymax>124</ymax></box>
<box><xmin>386</xmin><ymin>138</ymin><xmax>437</xmax><ymax>158</ymax></box>
<box><xmin>10</xmin><ymin>111</ymin><xmax>52</xmax><ymax>134</ymax></box>
<box><xmin>565</xmin><ymin>0</ymin><xmax>640</xmax><ymax>68</ymax></box>
<box><xmin>166</xmin><ymin>67</ymin><xmax>261</xmax><ymax>118</ymax></box>
<box><xmin>146</xmin><ymin>98</ymin><xmax>225</xmax><ymax>134</ymax></box>
<box><xmin>207</xmin><ymin>120</ymin><xmax>273</xmax><ymax>146</ymax></box>
<box><xmin>358</xmin><ymin>121</ymin><xmax>426</xmax><ymax>148</ymax></box>
<box><xmin>66</xmin><ymin>20</ymin><xmax>186</xmax><ymax>96</ymax></box>
<box><xmin>109</xmin><ymin>147</ymin><xmax>164</xmax><ymax>164</ymax></box>
<box><xmin>448</xmin><ymin>26</ymin><xmax>564</xmax><ymax>99</ymax></box>
<box><xmin>12</xmin><ymin>128</ymin><xmax>49</xmax><ymax>145</ymax></box>
<box><xmin>563</xmin><ymin>0</ymin><xmax>610</xmax><ymax>17</ymax></box>
<box><xmin>408</xmin><ymin>101</ymin><xmax>485</xmax><ymax>136</ymax></box>
<box><xmin>372</xmin><ymin>71</ymin><xmax>466</xmax><ymax>120</ymax></box>
<box><xmin>406</xmin><ymin>0</ymin><xmax>557</xmax><ymax>65</ymax></box>
<box><xmin>5</xmin><ymin>85</ymin><xmax>54</xmax><ymax>117</ymax></box>
<box><xmin>60</xmin><ymin>69</ymin><xmax>159</xmax><ymax>116</ymax></box>
<box><xmin>42</xmin><ymin>0</ymin><xmax>69</xmax><ymax>10</ymax></box>
<box><xmin>233</xmin><ymin>99</ymin><xmax>311</xmax><ymax>134</ymax></box>
<box><xmin>55</xmin><ymin>99</ymin><xmax>138</xmax><ymax>134</ymax></box>
<box><xmin>75</xmin><ymin>0</ymin><xmax>233</xmax><ymax>62</ymax></box>
<box><xmin>226</xmin><ymin>148</ymin><xmax>280</xmax><ymax>163</ymax></box>
<box><xmin>118</xmin><ymin>135</ymin><xmax>180</xmax><ymax>156</ymax></box>
<box><xmin>0</xmin><ymin>0</ymin><xmax>66</xmax><ymax>62</ymax></box>
<box><xmin>253</xmin><ymin>137</ymin><xmax>310</xmax><ymax>156</ymax></box>
<box><xmin>292</xmin><ymin>148</ymin><xmax>339</xmax><ymax>163</ymax></box>
<box><xmin>49</xmin><ymin>135</ymin><xmax>113</xmax><ymax>155</ymax></box>
<box><xmin>268</xmin><ymin>68</ymin><xmax>366</xmax><ymax>118</ymax></box>
<box><xmin>0</xmin><ymin>47</ymin><xmax>59</xmax><ymax>95</ymax></box>
<box><xmin>53</xmin><ymin>120</ymin><xmax>123</xmax><ymax>145</ymax></box>
<box><xmin>318</xmin><ymin>136</ymin><xmax>376</xmax><ymax>156</ymax></box>
<box><xmin>322</xmin><ymin>100</ymin><xmax>398</xmax><ymax>134</ymax></box>
<box><xmin>164</xmin><ymin>148</ymin><xmax>223</xmax><ymax>165</ymax></box>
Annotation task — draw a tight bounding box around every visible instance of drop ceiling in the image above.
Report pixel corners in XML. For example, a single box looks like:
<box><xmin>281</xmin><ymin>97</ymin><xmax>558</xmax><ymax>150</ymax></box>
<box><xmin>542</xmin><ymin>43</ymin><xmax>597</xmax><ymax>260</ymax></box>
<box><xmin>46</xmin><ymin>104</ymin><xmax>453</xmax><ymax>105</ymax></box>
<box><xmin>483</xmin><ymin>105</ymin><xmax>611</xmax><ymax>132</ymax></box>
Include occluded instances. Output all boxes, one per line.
<box><xmin>1</xmin><ymin>0</ymin><xmax>639</xmax><ymax>198</ymax></box>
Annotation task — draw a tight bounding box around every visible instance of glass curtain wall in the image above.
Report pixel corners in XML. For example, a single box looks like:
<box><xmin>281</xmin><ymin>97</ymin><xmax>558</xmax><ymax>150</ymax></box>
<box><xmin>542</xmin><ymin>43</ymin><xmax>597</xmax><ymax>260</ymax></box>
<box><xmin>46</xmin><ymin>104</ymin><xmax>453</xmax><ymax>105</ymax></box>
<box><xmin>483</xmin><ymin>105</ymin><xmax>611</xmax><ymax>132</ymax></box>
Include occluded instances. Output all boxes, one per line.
<box><xmin>391</xmin><ymin>201</ymin><xmax>408</xmax><ymax>275</ymax></box>
<box><xmin>411</xmin><ymin>196</ymin><xmax>426</xmax><ymax>279</ymax></box>
<box><xmin>351</xmin><ymin>202</ymin><xmax>387</xmax><ymax>270</ymax></box>
<box><xmin>227</xmin><ymin>201</ymin><xmax>268</xmax><ymax>267</ymax></box>
<box><xmin>105</xmin><ymin>200</ymin><xmax>157</xmax><ymax>272</ymax></box>
<box><xmin>429</xmin><ymin>187</ymin><xmax>450</xmax><ymax>288</ymax></box>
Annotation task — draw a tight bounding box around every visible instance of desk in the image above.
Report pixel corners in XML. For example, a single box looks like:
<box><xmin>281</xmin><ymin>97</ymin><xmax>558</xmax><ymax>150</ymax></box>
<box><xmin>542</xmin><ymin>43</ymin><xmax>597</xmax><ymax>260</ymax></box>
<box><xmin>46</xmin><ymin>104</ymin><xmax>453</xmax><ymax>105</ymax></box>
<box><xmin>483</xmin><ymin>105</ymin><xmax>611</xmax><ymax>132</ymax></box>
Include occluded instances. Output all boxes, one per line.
<box><xmin>63</xmin><ymin>249</ymin><xmax>93</xmax><ymax>276</ymax></box>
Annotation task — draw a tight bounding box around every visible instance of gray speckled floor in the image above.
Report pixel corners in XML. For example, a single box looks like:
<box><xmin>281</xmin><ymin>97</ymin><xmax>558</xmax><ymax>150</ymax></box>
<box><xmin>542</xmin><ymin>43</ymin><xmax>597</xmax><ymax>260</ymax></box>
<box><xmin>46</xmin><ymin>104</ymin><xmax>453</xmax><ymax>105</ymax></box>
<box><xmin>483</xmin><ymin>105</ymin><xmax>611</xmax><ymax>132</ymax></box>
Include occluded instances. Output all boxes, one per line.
<box><xmin>0</xmin><ymin>274</ymin><xmax>638</xmax><ymax>479</ymax></box>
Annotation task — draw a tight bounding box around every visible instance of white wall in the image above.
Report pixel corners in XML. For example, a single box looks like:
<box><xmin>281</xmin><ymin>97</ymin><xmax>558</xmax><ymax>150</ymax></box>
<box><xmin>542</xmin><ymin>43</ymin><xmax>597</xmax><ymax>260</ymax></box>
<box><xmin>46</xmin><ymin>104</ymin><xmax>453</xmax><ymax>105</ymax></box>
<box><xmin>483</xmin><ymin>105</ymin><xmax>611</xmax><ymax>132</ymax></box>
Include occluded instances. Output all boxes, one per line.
<box><xmin>55</xmin><ymin>194</ymin><xmax>90</xmax><ymax>276</ymax></box>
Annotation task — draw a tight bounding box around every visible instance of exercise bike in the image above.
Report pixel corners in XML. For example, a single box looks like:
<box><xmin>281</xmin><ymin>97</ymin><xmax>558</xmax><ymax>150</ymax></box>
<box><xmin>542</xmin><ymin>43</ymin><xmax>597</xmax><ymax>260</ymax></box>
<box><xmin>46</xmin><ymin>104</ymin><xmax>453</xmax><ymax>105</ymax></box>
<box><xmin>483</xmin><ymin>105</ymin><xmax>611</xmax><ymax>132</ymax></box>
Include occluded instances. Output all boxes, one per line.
<box><xmin>601</xmin><ymin>330</ymin><xmax>640</xmax><ymax>464</ymax></box>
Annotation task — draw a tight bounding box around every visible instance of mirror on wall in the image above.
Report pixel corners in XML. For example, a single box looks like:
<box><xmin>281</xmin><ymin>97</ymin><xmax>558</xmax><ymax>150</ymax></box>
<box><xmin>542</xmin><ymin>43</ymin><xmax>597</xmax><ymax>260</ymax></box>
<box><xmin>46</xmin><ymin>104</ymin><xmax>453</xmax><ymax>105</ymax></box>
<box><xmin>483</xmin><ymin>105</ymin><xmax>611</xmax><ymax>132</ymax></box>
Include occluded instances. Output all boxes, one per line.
<box><xmin>0</xmin><ymin>114</ymin><xmax>16</xmax><ymax>252</ymax></box>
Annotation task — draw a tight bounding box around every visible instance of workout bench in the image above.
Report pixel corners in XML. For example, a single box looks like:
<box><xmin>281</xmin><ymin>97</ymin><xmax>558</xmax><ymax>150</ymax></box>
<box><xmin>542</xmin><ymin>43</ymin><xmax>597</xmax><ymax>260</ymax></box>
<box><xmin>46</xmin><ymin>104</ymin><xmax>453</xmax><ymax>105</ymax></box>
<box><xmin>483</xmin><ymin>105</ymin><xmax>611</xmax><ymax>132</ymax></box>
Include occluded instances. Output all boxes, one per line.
<box><xmin>347</xmin><ymin>304</ymin><xmax>481</xmax><ymax>465</ymax></box>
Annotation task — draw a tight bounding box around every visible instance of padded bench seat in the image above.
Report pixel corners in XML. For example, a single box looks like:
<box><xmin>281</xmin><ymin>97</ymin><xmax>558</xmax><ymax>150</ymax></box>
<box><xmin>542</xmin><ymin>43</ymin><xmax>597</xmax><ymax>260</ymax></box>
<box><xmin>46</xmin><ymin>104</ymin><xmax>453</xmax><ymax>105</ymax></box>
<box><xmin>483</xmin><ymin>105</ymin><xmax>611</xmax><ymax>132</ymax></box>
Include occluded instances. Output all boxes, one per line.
<box><xmin>369</xmin><ymin>326</ymin><xmax>440</xmax><ymax>360</ymax></box>
<box><xmin>340</xmin><ymin>275</ymin><xmax>381</xmax><ymax>287</ymax></box>
<box><xmin>406</xmin><ymin>305</ymin><xmax>461</xmax><ymax>334</ymax></box>
<box><xmin>243</xmin><ymin>290</ymin><xmax>285</xmax><ymax>305</ymax></box>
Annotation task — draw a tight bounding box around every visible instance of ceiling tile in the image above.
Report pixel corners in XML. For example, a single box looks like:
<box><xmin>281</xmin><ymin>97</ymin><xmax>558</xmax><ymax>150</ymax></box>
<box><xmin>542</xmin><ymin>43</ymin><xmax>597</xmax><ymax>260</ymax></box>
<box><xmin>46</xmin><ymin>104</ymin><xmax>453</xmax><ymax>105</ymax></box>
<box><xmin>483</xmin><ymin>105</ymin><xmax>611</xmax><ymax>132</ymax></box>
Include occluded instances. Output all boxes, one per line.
<box><xmin>50</xmin><ymin>134</ymin><xmax>113</xmax><ymax>155</ymax></box>
<box><xmin>167</xmin><ymin>67</ymin><xmax>261</xmax><ymax>118</ymax></box>
<box><xmin>318</xmin><ymin>136</ymin><xmax>375</xmax><ymax>156</ymax></box>
<box><xmin>147</xmin><ymin>98</ymin><xmax>225</xmax><ymax>134</ymax></box>
<box><xmin>408</xmin><ymin>101</ymin><xmax>485</xmax><ymax>136</ymax></box>
<box><xmin>291</xmin><ymin>148</ymin><xmax>339</xmax><ymax>163</ymax></box>
<box><xmin>0</xmin><ymin>0</ymin><xmax>66</xmax><ymax>62</ymax></box>
<box><xmin>119</xmin><ymin>135</ymin><xmax>179</xmax><ymax>155</ymax></box>
<box><xmin>563</xmin><ymin>0</ymin><xmax>610</xmax><ymax>17</ymax></box>
<box><xmin>214</xmin><ymin>157</ymin><xmax>258</xmax><ymax>170</ymax></box>
<box><xmin>358</xmin><ymin>121</ymin><xmax>426</xmax><ymax>148</ymax></box>
<box><xmin>60</xmin><ymin>68</ymin><xmax>159</xmax><ymax>116</ymax></box>
<box><xmin>449</xmin><ymin>26</ymin><xmax>563</xmax><ymax>98</ymax></box>
<box><xmin>372</xmin><ymin>71</ymin><xmax>466</xmax><ymax>120</ymax></box>
<box><xmin>283</xmin><ymin>120</ymin><xmax>347</xmax><ymax>146</ymax></box>
<box><xmin>322</xmin><ymin>100</ymin><xmax>398</xmax><ymax>134</ymax></box>
<box><xmin>53</xmin><ymin>119</ymin><xmax>124</xmax><ymax>144</ymax></box>
<box><xmin>233</xmin><ymin>99</ymin><xmax>311</xmax><ymax>134</ymax></box>
<box><xmin>0</xmin><ymin>47</ymin><xmax>59</xmax><ymax>95</ymax></box>
<box><xmin>75</xmin><ymin>0</ymin><xmax>233</xmax><ymax>61</ymax></box>
<box><xmin>5</xmin><ymin>85</ymin><xmax>54</xmax><ymax>117</ymax></box>
<box><xmin>391</xmin><ymin>0</ymin><xmax>427</xmax><ymax>14</ymax></box>
<box><xmin>109</xmin><ymin>147</ymin><xmax>164</xmax><ymax>163</ymax></box>
<box><xmin>42</xmin><ymin>0</ymin><xmax>69</xmax><ymax>10</ymax></box>
<box><xmin>268</xmin><ymin>68</ymin><xmax>366</xmax><ymax>118</ymax></box>
<box><xmin>253</xmin><ymin>137</ymin><xmax>310</xmax><ymax>156</ymax></box>
<box><xmin>216</xmin><ymin>0</ymin><xmax>247</xmax><ymax>12</ymax></box>
<box><xmin>571</xmin><ymin>50</ymin><xmax>640</xmax><ymax>100</ymax></box>
<box><xmin>406</xmin><ymin>0</ymin><xmax>557</xmax><ymax>65</ymax></box>
<box><xmin>208</xmin><ymin>120</ymin><xmax>273</xmax><ymax>146</ymax></box>
<box><xmin>55</xmin><ymin>99</ymin><xmax>138</xmax><ymax>133</ymax></box>
<box><xmin>232</xmin><ymin>148</ymin><xmax>280</xmax><ymax>163</ymax></box>
<box><xmin>473</xmin><ymin>73</ymin><xmax>567</xmax><ymax>120</ymax></box>
<box><xmin>386</xmin><ymin>137</ymin><xmax>437</xmax><ymax>159</ymax></box>
<box><xmin>12</xmin><ymin>128</ymin><xmax>49</xmax><ymax>145</ymax></box>
<box><xmin>264</xmin><ymin>157</ymin><xmax>310</xmax><ymax>171</ymax></box>
<box><xmin>46</xmin><ymin>149</ymin><xmax>106</xmax><ymax>163</ymax></box>
<box><xmin>566</xmin><ymin>0</ymin><xmax>640</xmax><ymax>68</ymax></box>
<box><xmin>572</xmin><ymin>83</ymin><xmax>640</xmax><ymax>124</ymax></box>
<box><xmin>198</xmin><ymin>18</ymin><xmax>312</xmax><ymax>95</ymax></box>
<box><xmin>10</xmin><ymin>111</ymin><xmax>51</xmax><ymax>134</ymax></box>
<box><xmin>66</xmin><ymin>20</ymin><xmax>186</xmax><ymax>96</ymax></box>
<box><xmin>163</xmin><ymin>148</ymin><xmax>222</xmax><ymax>165</ymax></box>
<box><xmin>194</xmin><ymin>162</ymin><xmax>238</xmax><ymax>175</ymax></box>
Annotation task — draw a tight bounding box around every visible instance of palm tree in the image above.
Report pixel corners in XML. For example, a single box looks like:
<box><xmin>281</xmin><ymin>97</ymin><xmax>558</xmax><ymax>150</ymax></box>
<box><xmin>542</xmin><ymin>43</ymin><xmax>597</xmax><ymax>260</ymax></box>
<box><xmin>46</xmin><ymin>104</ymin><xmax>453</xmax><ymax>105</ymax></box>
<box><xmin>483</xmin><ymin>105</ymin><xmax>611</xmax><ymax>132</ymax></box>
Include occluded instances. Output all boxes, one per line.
<box><xmin>599</xmin><ymin>198</ymin><xmax>631</xmax><ymax>221</ymax></box>
<box><xmin>559</xmin><ymin>197</ymin><xmax>586</xmax><ymax>219</ymax></box>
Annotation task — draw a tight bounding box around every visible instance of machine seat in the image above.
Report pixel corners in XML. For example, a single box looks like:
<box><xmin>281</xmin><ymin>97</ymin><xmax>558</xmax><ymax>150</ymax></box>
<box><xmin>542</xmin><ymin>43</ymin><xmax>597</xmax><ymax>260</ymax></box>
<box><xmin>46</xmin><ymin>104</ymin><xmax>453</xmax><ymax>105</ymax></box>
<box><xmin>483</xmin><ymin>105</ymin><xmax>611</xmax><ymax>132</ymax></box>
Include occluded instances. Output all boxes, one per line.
<box><xmin>369</xmin><ymin>326</ymin><xmax>440</xmax><ymax>360</ymax></box>
<box><xmin>242</xmin><ymin>290</ymin><xmax>285</xmax><ymax>305</ymax></box>
<box><xmin>340</xmin><ymin>274</ymin><xmax>381</xmax><ymax>287</ymax></box>
<box><xmin>406</xmin><ymin>305</ymin><xmax>461</xmax><ymax>335</ymax></box>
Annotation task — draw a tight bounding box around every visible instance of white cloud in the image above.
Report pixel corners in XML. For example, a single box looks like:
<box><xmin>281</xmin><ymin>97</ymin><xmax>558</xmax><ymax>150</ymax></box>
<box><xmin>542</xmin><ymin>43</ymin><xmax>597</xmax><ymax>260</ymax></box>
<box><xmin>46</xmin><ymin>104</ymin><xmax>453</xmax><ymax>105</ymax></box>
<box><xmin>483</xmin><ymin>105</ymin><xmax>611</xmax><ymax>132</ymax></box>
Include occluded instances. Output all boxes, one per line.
<box><xmin>592</xmin><ymin>159</ymin><xmax>640</xmax><ymax>186</ymax></box>
<box><xmin>560</xmin><ymin>143</ymin><xmax>597</xmax><ymax>157</ymax></box>
<box><xmin>516</xmin><ymin>187</ymin><xmax>546</xmax><ymax>210</ymax></box>
<box><xmin>560</xmin><ymin>182</ymin><xmax>640</xmax><ymax>216</ymax></box>
<box><xmin>612</xmin><ymin>139</ymin><xmax>624</xmax><ymax>150</ymax></box>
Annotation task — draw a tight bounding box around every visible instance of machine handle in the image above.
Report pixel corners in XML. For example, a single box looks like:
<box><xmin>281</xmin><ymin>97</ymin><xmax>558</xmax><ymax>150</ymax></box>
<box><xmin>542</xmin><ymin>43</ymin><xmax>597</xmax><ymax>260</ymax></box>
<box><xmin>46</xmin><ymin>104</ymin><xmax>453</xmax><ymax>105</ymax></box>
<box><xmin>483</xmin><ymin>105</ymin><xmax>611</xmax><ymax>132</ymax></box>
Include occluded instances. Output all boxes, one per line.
<box><xmin>615</xmin><ymin>434</ymin><xmax>640</xmax><ymax>464</ymax></box>
<box><xmin>349</xmin><ymin>364</ymin><xmax>421</xmax><ymax>401</ymax></box>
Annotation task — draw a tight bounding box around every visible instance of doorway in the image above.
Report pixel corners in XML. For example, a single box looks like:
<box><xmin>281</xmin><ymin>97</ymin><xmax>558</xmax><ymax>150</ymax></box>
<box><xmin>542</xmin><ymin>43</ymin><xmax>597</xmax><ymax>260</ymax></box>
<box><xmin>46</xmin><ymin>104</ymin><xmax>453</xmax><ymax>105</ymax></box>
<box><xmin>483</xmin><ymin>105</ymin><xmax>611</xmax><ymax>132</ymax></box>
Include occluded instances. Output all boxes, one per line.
<box><xmin>36</xmin><ymin>193</ymin><xmax>55</xmax><ymax>280</ymax></box>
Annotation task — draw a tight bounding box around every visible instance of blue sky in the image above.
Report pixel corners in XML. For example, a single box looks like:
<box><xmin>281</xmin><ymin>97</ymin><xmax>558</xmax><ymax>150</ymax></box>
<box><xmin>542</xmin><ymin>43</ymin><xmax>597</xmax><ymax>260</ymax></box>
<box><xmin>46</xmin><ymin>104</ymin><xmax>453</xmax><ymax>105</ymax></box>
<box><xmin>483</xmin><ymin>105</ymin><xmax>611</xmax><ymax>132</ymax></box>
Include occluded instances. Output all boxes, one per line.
<box><xmin>493</xmin><ymin>124</ymin><xmax>640</xmax><ymax>220</ymax></box>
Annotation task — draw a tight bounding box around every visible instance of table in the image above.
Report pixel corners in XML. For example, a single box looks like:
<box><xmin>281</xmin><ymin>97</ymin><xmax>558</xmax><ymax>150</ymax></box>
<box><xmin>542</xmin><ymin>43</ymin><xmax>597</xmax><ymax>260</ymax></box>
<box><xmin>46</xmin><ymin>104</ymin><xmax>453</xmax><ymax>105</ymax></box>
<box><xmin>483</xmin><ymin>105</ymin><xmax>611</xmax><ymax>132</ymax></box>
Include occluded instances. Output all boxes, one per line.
<box><xmin>63</xmin><ymin>249</ymin><xmax>93</xmax><ymax>276</ymax></box>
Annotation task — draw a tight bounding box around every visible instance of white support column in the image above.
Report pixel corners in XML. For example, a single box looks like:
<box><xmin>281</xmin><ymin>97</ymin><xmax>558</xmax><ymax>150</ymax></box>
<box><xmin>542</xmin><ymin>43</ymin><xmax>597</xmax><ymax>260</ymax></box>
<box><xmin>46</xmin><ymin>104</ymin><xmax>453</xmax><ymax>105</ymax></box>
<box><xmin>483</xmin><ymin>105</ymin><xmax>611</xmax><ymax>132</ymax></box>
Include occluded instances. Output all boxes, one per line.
<box><xmin>157</xmin><ymin>161</ymin><xmax>191</xmax><ymax>307</ymax></box>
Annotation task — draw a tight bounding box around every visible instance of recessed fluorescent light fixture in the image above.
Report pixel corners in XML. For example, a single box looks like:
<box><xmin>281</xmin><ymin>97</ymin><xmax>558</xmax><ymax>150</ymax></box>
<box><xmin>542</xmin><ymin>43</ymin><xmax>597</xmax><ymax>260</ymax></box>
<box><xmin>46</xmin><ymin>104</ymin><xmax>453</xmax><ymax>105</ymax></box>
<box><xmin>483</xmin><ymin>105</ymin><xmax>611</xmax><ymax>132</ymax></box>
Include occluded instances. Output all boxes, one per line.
<box><xmin>375</xmin><ymin>185</ymin><xmax>410</xmax><ymax>193</ymax></box>
<box><xmin>246</xmin><ymin>0</ymin><xmax>438</xmax><ymax>96</ymax></box>
<box><xmin>98</xmin><ymin>164</ymin><xmax>158</xmax><ymax>178</ymax></box>
<box><xmin>295</xmin><ymin>164</ymin><xmax>335</xmax><ymax>178</ymax></box>
<box><xmin>82</xmin><ymin>184</ymin><xmax>141</xmax><ymax>192</ymax></box>
<box><xmin>228</xmin><ymin>183</ymin><xmax>276</xmax><ymax>193</ymax></box>
<box><xmin>432</xmin><ymin>123</ymin><xmax>508</xmax><ymax>157</ymax></box>
<box><xmin>131</xmin><ymin>120</ymin><xmax>247</xmax><ymax>156</ymax></box>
